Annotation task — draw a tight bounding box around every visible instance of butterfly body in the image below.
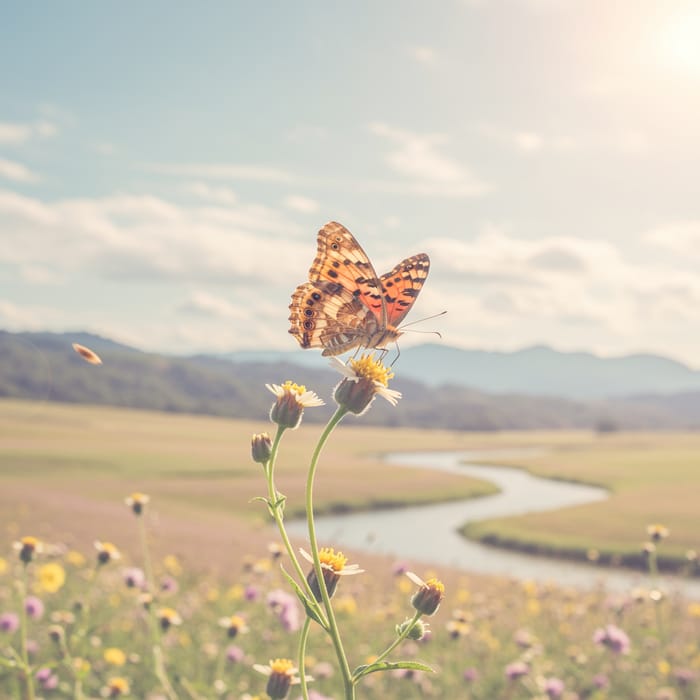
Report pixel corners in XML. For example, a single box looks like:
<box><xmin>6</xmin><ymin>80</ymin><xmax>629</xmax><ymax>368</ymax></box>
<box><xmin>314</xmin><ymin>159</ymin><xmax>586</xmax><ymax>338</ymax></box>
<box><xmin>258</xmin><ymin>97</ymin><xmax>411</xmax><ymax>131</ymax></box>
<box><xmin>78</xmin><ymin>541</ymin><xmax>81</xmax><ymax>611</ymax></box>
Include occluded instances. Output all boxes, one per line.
<box><xmin>288</xmin><ymin>222</ymin><xmax>429</xmax><ymax>356</ymax></box>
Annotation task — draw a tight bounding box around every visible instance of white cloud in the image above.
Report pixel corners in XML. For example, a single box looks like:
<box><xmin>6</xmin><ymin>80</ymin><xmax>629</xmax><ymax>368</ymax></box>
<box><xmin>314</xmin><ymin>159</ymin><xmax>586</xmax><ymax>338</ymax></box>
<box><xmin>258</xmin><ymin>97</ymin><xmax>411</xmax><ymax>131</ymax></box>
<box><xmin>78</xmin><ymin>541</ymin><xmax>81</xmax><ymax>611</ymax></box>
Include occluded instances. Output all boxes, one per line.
<box><xmin>0</xmin><ymin>188</ymin><xmax>309</xmax><ymax>287</ymax></box>
<box><xmin>146</xmin><ymin>162</ymin><xmax>299</xmax><ymax>183</ymax></box>
<box><xmin>187</xmin><ymin>182</ymin><xmax>239</xmax><ymax>205</ymax></box>
<box><xmin>177</xmin><ymin>290</ymin><xmax>248</xmax><ymax>320</ymax></box>
<box><xmin>417</xmin><ymin>225</ymin><xmax>700</xmax><ymax>358</ymax></box>
<box><xmin>0</xmin><ymin>119</ymin><xmax>57</xmax><ymax>145</ymax></box>
<box><xmin>368</xmin><ymin>123</ymin><xmax>490</xmax><ymax>197</ymax></box>
<box><xmin>0</xmin><ymin>123</ymin><xmax>32</xmax><ymax>145</ymax></box>
<box><xmin>0</xmin><ymin>158</ymin><xmax>40</xmax><ymax>183</ymax></box>
<box><xmin>283</xmin><ymin>194</ymin><xmax>320</xmax><ymax>213</ymax></box>
<box><xmin>645</xmin><ymin>220</ymin><xmax>700</xmax><ymax>256</ymax></box>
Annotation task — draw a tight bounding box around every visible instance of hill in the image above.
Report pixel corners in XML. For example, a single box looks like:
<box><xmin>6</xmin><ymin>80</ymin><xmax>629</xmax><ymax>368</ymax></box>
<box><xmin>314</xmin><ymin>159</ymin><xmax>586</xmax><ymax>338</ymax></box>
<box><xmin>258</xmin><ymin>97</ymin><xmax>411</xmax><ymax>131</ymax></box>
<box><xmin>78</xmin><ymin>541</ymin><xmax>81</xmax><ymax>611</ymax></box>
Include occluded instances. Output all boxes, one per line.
<box><xmin>223</xmin><ymin>343</ymin><xmax>700</xmax><ymax>399</ymax></box>
<box><xmin>2</xmin><ymin>329</ymin><xmax>699</xmax><ymax>430</ymax></box>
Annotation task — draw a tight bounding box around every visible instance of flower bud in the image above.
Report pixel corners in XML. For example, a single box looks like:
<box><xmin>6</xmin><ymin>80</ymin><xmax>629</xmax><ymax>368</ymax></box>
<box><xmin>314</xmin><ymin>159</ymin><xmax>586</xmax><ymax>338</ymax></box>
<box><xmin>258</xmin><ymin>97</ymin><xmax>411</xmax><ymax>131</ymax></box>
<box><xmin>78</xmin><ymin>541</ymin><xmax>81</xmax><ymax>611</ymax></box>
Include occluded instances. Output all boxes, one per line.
<box><xmin>251</xmin><ymin>432</ymin><xmax>273</xmax><ymax>464</ymax></box>
<box><xmin>407</xmin><ymin>572</ymin><xmax>445</xmax><ymax>616</ymax></box>
<box><xmin>333</xmin><ymin>377</ymin><xmax>377</xmax><ymax>415</ymax></box>
<box><xmin>396</xmin><ymin>617</ymin><xmax>428</xmax><ymax>641</ymax></box>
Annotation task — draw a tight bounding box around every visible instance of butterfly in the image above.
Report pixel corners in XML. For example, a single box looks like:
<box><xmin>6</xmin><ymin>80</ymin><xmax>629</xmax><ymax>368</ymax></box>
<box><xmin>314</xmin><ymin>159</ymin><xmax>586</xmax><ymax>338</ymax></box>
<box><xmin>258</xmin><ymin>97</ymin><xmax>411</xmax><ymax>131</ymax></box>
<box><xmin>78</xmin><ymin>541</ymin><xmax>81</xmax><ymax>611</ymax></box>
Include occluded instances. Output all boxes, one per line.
<box><xmin>288</xmin><ymin>221</ymin><xmax>430</xmax><ymax>356</ymax></box>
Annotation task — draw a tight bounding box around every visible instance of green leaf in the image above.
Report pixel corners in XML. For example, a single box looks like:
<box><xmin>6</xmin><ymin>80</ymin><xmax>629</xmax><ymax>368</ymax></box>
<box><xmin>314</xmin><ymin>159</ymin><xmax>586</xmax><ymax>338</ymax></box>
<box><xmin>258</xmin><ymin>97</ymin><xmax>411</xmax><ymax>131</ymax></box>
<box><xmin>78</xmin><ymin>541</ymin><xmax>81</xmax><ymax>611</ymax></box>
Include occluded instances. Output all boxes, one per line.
<box><xmin>352</xmin><ymin>660</ymin><xmax>434</xmax><ymax>681</ymax></box>
<box><xmin>279</xmin><ymin>565</ymin><xmax>327</xmax><ymax>629</ymax></box>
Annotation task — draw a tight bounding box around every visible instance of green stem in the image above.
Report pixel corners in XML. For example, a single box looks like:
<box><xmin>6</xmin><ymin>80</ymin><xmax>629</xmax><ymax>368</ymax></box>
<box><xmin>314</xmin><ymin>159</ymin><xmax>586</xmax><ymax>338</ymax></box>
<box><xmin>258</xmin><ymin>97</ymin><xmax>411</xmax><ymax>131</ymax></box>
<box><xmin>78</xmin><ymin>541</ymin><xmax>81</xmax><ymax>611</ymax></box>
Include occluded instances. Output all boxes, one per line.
<box><xmin>18</xmin><ymin>564</ymin><xmax>35</xmax><ymax>700</ymax></box>
<box><xmin>137</xmin><ymin>513</ymin><xmax>178</xmax><ymax>700</ymax></box>
<box><xmin>369</xmin><ymin>611</ymin><xmax>423</xmax><ymax>669</ymax></box>
<box><xmin>297</xmin><ymin>617</ymin><xmax>312</xmax><ymax>700</ymax></box>
<box><xmin>266</xmin><ymin>426</ymin><xmax>327</xmax><ymax>626</ymax></box>
<box><xmin>305</xmin><ymin>406</ymin><xmax>355</xmax><ymax>700</ymax></box>
<box><xmin>138</xmin><ymin>515</ymin><xmax>155</xmax><ymax>593</ymax></box>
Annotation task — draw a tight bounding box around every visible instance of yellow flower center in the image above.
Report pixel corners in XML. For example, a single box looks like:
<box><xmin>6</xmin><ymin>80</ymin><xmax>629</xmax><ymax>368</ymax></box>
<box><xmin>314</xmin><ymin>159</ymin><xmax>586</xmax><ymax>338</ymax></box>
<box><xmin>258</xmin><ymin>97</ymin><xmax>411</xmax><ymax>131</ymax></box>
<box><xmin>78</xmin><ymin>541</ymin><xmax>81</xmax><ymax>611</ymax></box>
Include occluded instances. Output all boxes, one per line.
<box><xmin>21</xmin><ymin>536</ymin><xmax>40</xmax><ymax>549</ymax></box>
<box><xmin>228</xmin><ymin>615</ymin><xmax>245</xmax><ymax>628</ymax></box>
<box><xmin>319</xmin><ymin>547</ymin><xmax>348</xmax><ymax>572</ymax></box>
<box><xmin>129</xmin><ymin>492</ymin><xmax>148</xmax><ymax>503</ymax></box>
<box><xmin>349</xmin><ymin>354</ymin><xmax>394</xmax><ymax>387</ymax></box>
<box><xmin>281</xmin><ymin>380</ymin><xmax>307</xmax><ymax>396</ymax></box>
<box><xmin>269</xmin><ymin>658</ymin><xmax>295</xmax><ymax>675</ymax></box>
<box><xmin>159</xmin><ymin>607</ymin><xmax>179</xmax><ymax>621</ymax></box>
<box><xmin>108</xmin><ymin>677</ymin><xmax>130</xmax><ymax>692</ymax></box>
<box><xmin>424</xmin><ymin>578</ymin><xmax>446</xmax><ymax>595</ymax></box>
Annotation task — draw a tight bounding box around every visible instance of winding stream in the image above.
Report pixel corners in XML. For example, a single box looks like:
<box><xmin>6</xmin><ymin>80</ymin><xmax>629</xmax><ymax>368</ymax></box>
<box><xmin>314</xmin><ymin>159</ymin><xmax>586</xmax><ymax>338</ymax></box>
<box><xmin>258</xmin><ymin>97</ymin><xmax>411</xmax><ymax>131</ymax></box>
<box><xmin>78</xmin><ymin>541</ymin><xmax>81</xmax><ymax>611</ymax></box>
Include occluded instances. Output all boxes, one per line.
<box><xmin>286</xmin><ymin>450</ymin><xmax>700</xmax><ymax>596</ymax></box>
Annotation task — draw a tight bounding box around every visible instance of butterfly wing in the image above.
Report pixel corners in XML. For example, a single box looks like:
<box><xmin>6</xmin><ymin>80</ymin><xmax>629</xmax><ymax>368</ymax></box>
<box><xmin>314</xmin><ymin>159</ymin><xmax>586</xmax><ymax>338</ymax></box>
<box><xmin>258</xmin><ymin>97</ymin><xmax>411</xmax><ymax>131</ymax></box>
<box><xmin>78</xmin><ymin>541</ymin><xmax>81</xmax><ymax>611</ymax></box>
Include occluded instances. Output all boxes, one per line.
<box><xmin>379</xmin><ymin>253</ymin><xmax>430</xmax><ymax>327</ymax></box>
<box><xmin>307</xmin><ymin>221</ymin><xmax>387</xmax><ymax>327</ymax></box>
<box><xmin>289</xmin><ymin>221</ymin><xmax>430</xmax><ymax>355</ymax></box>
<box><xmin>289</xmin><ymin>280</ymin><xmax>373</xmax><ymax>356</ymax></box>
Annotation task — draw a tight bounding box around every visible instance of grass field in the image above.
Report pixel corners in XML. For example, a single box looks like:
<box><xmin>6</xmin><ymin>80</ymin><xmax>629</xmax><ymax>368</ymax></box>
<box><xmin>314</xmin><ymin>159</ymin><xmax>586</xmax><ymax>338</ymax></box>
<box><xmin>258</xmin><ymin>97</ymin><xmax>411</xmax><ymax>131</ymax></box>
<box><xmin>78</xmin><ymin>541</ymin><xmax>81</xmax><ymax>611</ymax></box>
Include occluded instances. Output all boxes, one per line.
<box><xmin>463</xmin><ymin>432</ymin><xmax>700</xmax><ymax>572</ymax></box>
<box><xmin>1</xmin><ymin>399</ymin><xmax>699</xmax><ymax>573</ymax></box>
<box><xmin>2</xmin><ymin>398</ymin><xmax>700</xmax><ymax>698</ymax></box>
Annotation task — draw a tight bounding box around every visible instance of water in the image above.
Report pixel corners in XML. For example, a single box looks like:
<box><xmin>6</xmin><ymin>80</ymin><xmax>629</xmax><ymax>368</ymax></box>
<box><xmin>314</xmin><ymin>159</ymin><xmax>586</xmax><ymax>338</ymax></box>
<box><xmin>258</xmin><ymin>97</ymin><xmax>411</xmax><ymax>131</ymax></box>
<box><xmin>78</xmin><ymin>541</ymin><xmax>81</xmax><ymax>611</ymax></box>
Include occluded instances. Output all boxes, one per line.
<box><xmin>286</xmin><ymin>450</ymin><xmax>700</xmax><ymax>596</ymax></box>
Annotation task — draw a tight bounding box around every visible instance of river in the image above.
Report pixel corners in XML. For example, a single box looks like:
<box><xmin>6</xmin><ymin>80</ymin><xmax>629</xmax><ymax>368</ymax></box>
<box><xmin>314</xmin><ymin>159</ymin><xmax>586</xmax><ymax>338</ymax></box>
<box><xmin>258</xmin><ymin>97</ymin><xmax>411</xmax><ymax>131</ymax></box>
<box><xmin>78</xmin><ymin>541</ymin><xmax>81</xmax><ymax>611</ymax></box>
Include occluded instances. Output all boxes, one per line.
<box><xmin>286</xmin><ymin>450</ymin><xmax>700</xmax><ymax>596</ymax></box>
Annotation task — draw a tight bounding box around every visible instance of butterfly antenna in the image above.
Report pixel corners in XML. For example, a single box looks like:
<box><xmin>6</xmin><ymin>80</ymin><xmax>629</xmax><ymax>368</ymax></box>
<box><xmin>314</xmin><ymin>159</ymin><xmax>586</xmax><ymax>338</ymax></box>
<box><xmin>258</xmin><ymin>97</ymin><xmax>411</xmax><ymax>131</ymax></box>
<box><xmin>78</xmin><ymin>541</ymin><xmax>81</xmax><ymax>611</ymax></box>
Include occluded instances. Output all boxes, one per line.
<box><xmin>400</xmin><ymin>329</ymin><xmax>443</xmax><ymax>339</ymax></box>
<box><xmin>399</xmin><ymin>310</ymin><xmax>447</xmax><ymax>330</ymax></box>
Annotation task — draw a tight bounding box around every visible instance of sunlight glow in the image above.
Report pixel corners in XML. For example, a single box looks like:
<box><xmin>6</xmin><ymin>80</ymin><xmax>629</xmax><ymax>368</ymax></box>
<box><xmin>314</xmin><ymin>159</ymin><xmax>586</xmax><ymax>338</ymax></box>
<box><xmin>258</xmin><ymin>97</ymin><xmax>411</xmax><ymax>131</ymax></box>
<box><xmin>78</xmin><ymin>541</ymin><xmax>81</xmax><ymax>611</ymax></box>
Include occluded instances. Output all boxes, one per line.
<box><xmin>660</xmin><ymin>8</ymin><xmax>700</xmax><ymax>74</ymax></box>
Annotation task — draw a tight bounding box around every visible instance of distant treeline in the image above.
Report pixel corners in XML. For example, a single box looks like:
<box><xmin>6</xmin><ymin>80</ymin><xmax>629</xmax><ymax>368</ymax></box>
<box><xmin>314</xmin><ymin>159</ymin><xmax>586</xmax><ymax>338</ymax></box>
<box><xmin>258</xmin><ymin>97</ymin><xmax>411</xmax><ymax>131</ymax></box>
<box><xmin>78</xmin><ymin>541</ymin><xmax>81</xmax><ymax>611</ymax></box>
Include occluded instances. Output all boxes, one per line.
<box><xmin>2</xmin><ymin>330</ymin><xmax>699</xmax><ymax>430</ymax></box>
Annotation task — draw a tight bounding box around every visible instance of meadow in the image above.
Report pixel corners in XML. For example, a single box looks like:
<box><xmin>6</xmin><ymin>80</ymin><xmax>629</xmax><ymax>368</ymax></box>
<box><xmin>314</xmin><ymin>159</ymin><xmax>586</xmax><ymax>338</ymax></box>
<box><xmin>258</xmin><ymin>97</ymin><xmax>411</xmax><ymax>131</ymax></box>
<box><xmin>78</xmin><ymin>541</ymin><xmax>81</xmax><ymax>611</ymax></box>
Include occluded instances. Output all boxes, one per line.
<box><xmin>1</xmin><ymin>398</ymin><xmax>700</xmax><ymax>698</ymax></box>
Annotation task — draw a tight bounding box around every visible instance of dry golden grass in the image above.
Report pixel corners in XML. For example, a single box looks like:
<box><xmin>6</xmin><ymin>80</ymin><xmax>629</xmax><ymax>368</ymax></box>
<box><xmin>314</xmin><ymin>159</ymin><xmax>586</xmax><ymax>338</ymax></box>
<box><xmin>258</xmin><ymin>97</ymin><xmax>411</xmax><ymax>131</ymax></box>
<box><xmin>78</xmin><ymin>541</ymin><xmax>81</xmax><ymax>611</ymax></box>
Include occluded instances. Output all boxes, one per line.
<box><xmin>0</xmin><ymin>398</ymin><xmax>496</xmax><ymax>570</ymax></box>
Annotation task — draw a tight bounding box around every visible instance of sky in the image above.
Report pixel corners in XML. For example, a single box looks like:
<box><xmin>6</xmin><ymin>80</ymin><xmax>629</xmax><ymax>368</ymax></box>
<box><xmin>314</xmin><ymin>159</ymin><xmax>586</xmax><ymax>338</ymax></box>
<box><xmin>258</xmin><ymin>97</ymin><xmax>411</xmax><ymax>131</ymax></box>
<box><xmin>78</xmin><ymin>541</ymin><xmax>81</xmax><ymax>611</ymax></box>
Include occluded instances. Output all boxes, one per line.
<box><xmin>2</xmin><ymin>1</ymin><xmax>700</xmax><ymax>366</ymax></box>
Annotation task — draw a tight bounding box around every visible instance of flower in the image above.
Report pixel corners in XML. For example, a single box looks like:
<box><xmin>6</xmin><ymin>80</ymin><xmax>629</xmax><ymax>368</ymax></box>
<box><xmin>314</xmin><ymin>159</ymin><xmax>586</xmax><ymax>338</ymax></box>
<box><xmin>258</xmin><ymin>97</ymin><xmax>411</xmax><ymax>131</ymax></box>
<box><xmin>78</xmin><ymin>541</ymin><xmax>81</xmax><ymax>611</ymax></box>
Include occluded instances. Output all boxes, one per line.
<box><xmin>300</xmin><ymin>547</ymin><xmax>364</xmax><ymax>601</ymax></box>
<box><xmin>0</xmin><ymin>612</ymin><xmax>19</xmax><ymax>634</ymax></box>
<box><xmin>244</xmin><ymin>584</ymin><xmax>261</xmax><ymax>601</ymax></box>
<box><xmin>125</xmin><ymin>492</ymin><xmax>149</xmax><ymax>516</ymax></box>
<box><xmin>505</xmin><ymin>661</ymin><xmax>530</xmax><ymax>680</ymax></box>
<box><xmin>38</xmin><ymin>562</ymin><xmax>66</xmax><ymax>593</ymax></box>
<box><xmin>647</xmin><ymin>523</ymin><xmax>670</xmax><ymax>541</ymax></box>
<box><xmin>24</xmin><ymin>596</ymin><xmax>44</xmax><ymax>620</ymax></box>
<box><xmin>225</xmin><ymin>644</ymin><xmax>245</xmax><ymax>664</ymax></box>
<box><xmin>330</xmin><ymin>354</ymin><xmax>401</xmax><ymax>414</ymax></box>
<box><xmin>157</xmin><ymin>607</ymin><xmax>182</xmax><ymax>631</ymax></box>
<box><xmin>251</xmin><ymin>432</ymin><xmax>273</xmax><ymax>464</ymax></box>
<box><xmin>95</xmin><ymin>541</ymin><xmax>121</xmax><ymax>565</ymax></box>
<box><xmin>254</xmin><ymin>658</ymin><xmax>306</xmax><ymax>700</ymax></box>
<box><xmin>14</xmin><ymin>536</ymin><xmax>42</xmax><ymax>564</ymax></box>
<box><xmin>406</xmin><ymin>571</ymin><xmax>445</xmax><ymax>616</ymax></box>
<box><xmin>104</xmin><ymin>647</ymin><xmax>127</xmax><ymax>666</ymax></box>
<box><xmin>123</xmin><ymin>567</ymin><xmax>146</xmax><ymax>589</ymax></box>
<box><xmin>103</xmin><ymin>676</ymin><xmax>130</xmax><ymax>697</ymax></box>
<box><xmin>463</xmin><ymin>667</ymin><xmax>479</xmax><ymax>682</ymax></box>
<box><xmin>160</xmin><ymin>576</ymin><xmax>179</xmax><ymax>594</ymax></box>
<box><xmin>266</xmin><ymin>589</ymin><xmax>301</xmax><ymax>632</ymax></box>
<box><xmin>544</xmin><ymin>677</ymin><xmax>565</xmax><ymax>698</ymax></box>
<box><xmin>35</xmin><ymin>667</ymin><xmax>59</xmax><ymax>690</ymax></box>
<box><xmin>218</xmin><ymin>614</ymin><xmax>249</xmax><ymax>638</ymax></box>
<box><xmin>163</xmin><ymin>554</ymin><xmax>182</xmax><ymax>576</ymax></box>
<box><xmin>266</xmin><ymin>381</ymin><xmax>324</xmax><ymax>429</ymax></box>
<box><xmin>593</xmin><ymin>624</ymin><xmax>631</xmax><ymax>655</ymax></box>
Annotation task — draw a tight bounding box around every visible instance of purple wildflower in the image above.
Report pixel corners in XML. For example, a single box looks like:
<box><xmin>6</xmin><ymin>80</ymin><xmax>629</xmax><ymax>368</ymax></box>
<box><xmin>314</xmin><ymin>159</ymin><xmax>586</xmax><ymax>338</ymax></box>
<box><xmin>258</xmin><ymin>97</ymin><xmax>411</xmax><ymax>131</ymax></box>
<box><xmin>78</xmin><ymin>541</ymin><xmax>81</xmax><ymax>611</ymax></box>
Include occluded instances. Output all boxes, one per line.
<box><xmin>593</xmin><ymin>624</ymin><xmax>631</xmax><ymax>655</ymax></box>
<box><xmin>505</xmin><ymin>661</ymin><xmax>529</xmax><ymax>680</ymax></box>
<box><xmin>225</xmin><ymin>645</ymin><xmax>244</xmax><ymax>664</ymax></box>
<box><xmin>592</xmin><ymin>673</ymin><xmax>610</xmax><ymax>689</ymax></box>
<box><xmin>544</xmin><ymin>677</ymin><xmax>565</xmax><ymax>698</ymax></box>
<box><xmin>25</xmin><ymin>596</ymin><xmax>45</xmax><ymax>620</ymax></box>
<box><xmin>244</xmin><ymin>584</ymin><xmax>261</xmax><ymax>601</ymax></box>
<box><xmin>35</xmin><ymin>667</ymin><xmax>58</xmax><ymax>690</ymax></box>
<box><xmin>123</xmin><ymin>567</ymin><xmax>146</xmax><ymax>589</ymax></box>
<box><xmin>0</xmin><ymin>612</ymin><xmax>20</xmax><ymax>634</ymax></box>
<box><xmin>267</xmin><ymin>589</ymin><xmax>301</xmax><ymax>632</ymax></box>
<box><xmin>392</xmin><ymin>561</ymin><xmax>410</xmax><ymax>576</ymax></box>
<box><xmin>463</xmin><ymin>667</ymin><xmax>479</xmax><ymax>682</ymax></box>
<box><xmin>160</xmin><ymin>576</ymin><xmax>179</xmax><ymax>594</ymax></box>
